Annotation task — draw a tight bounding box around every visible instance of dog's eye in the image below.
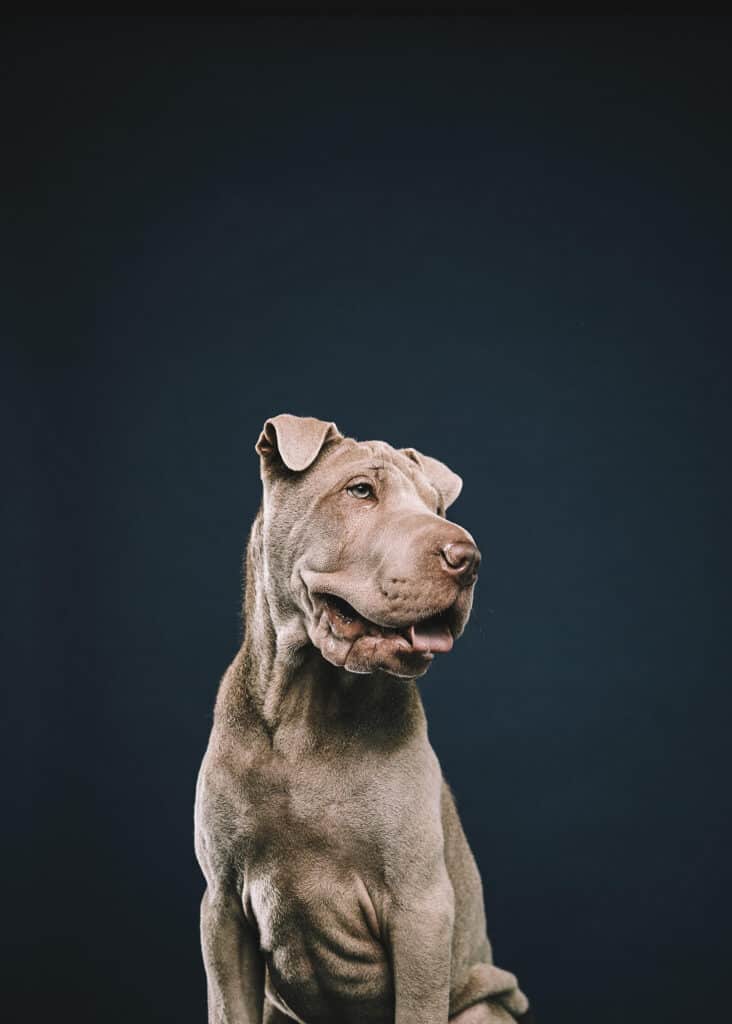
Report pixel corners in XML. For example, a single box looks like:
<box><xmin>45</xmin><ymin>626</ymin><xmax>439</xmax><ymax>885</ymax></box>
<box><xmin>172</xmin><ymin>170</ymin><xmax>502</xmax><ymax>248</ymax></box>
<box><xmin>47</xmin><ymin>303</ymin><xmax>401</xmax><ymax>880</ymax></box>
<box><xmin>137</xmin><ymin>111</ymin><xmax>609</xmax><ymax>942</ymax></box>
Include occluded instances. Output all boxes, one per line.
<box><xmin>347</xmin><ymin>482</ymin><xmax>374</xmax><ymax>500</ymax></box>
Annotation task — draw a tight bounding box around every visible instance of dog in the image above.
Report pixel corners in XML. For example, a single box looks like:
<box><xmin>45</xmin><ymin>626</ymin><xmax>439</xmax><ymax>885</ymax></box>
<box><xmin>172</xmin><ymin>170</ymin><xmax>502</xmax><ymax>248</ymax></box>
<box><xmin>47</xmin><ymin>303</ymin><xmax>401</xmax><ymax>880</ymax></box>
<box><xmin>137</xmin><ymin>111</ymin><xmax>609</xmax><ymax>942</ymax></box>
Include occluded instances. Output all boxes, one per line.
<box><xmin>194</xmin><ymin>414</ymin><xmax>533</xmax><ymax>1024</ymax></box>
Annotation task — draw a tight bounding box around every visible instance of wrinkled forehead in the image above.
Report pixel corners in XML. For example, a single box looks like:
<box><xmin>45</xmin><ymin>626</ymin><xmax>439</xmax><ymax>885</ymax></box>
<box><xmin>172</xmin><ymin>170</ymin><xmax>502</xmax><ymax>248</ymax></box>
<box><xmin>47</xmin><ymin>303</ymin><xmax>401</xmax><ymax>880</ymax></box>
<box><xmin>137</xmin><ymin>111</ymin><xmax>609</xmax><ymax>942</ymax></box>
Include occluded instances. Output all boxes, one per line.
<box><xmin>316</xmin><ymin>438</ymin><xmax>439</xmax><ymax>503</ymax></box>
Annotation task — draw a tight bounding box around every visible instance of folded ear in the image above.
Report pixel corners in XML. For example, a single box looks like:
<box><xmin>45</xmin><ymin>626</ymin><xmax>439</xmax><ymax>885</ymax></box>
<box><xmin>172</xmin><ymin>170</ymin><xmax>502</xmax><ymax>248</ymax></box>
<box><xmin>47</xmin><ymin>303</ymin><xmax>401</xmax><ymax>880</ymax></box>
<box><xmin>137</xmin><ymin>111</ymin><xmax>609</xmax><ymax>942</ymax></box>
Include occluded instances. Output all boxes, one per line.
<box><xmin>402</xmin><ymin>447</ymin><xmax>463</xmax><ymax>510</ymax></box>
<box><xmin>256</xmin><ymin>413</ymin><xmax>343</xmax><ymax>472</ymax></box>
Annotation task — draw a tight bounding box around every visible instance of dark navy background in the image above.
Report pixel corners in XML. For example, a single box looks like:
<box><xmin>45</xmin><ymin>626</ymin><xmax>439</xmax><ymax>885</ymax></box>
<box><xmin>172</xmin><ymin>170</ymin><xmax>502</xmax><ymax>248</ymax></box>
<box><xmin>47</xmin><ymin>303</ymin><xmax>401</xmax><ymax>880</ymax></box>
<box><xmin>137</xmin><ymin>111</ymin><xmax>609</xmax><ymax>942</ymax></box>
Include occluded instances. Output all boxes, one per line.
<box><xmin>5</xmin><ymin>16</ymin><xmax>731</xmax><ymax>1023</ymax></box>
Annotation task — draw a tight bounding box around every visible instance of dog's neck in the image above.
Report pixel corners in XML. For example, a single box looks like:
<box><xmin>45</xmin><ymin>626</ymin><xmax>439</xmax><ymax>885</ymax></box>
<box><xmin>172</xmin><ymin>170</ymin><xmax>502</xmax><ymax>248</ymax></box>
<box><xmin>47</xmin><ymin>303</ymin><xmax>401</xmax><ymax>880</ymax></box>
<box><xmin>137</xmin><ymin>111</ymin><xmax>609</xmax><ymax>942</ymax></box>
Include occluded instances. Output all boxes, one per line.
<box><xmin>215</xmin><ymin>507</ymin><xmax>425</xmax><ymax>747</ymax></box>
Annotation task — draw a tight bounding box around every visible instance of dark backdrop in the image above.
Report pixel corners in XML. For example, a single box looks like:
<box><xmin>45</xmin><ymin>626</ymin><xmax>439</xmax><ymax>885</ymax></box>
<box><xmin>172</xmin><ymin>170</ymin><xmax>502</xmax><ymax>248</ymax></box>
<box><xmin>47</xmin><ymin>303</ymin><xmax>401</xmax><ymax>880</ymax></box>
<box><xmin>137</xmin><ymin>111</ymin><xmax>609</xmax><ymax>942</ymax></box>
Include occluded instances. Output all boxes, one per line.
<box><xmin>5</xmin><ymin>15</ymin><xmax>731</xmax><ymax>1024</ymax></box>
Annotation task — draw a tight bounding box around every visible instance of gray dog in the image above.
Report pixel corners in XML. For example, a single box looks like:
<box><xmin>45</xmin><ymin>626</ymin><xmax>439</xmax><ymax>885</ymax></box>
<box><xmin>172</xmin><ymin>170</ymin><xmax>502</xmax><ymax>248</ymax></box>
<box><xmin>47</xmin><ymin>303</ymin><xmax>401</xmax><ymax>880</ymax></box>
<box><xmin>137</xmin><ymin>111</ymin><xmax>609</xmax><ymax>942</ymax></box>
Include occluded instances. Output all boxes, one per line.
<box><xmin>194</xmin><ymin>414</ymin><xmax>533</xmax><ymax>1024</ymax></box>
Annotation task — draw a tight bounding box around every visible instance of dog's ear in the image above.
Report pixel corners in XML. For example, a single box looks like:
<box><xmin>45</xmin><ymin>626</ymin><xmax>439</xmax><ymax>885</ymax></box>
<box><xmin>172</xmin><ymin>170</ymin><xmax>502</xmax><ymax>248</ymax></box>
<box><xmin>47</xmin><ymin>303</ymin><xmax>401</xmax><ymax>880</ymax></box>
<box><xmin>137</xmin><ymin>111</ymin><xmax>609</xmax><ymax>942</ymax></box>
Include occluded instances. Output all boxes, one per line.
<box><xmin>402</xmin><ymin>447</ymin><xmax>463</xmax><ymax>510</ymax></box>
<box><xmin>256</xmin><ymin>414</ymin><xmax>343</xmax><ymax>472</ymax></box>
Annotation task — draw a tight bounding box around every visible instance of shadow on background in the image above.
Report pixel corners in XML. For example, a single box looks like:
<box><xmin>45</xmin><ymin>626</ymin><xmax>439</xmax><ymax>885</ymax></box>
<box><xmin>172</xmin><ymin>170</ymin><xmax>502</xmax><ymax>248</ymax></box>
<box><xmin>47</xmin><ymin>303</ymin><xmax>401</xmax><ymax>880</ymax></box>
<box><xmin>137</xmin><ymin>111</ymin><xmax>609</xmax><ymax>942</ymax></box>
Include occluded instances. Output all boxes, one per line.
<box><xmin>4</xmin><ymin>15</ymin><xmax>731</xmax><ymax>1023</ymax></box>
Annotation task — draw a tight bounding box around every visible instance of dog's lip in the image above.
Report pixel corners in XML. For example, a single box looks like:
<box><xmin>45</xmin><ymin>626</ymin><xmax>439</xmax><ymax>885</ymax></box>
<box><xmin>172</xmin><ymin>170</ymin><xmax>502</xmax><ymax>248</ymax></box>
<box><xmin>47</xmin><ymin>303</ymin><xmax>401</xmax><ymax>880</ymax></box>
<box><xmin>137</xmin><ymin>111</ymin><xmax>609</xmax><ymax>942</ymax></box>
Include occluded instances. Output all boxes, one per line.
<box><xmin>314</xmin><ymin>591</ymin><xmax>455</xmax><ymax>655</ymax></box>
<box><xmin>314</xmin><ymin>591</ymin><xmax>450</xmax><ymax>631</ymax></box>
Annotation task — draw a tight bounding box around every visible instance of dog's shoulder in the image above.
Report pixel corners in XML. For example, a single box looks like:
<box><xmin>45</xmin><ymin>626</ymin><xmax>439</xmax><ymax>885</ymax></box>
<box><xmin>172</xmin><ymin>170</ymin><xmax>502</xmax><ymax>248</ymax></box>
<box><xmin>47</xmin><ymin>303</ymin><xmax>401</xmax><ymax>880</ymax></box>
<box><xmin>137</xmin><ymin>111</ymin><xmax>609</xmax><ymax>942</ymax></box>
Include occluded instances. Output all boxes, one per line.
<box><xmin>194</xmin><ymin>719</ymin><xmax>270</xmax><ymax>880</ymax></box>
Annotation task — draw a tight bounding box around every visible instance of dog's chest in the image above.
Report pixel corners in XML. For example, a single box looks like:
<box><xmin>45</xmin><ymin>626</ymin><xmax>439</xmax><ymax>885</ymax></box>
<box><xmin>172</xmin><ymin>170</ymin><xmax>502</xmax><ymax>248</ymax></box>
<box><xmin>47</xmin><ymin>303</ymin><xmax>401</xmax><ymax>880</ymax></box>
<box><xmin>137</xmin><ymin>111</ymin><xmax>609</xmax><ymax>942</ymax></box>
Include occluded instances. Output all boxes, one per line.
<box><xmin>237</xmin><ymin>748</ymin><xmax>395</xmax><ymax>1017</ymax></box>
<box><xmin>240</xmin><ymin>747</ymin><xmax>384</xmax><ymax>921</ymax></box>
<box><xmin>241</xmin><ymin>740</ymin><xmax>381</xmax><ymax>856</ymax></box>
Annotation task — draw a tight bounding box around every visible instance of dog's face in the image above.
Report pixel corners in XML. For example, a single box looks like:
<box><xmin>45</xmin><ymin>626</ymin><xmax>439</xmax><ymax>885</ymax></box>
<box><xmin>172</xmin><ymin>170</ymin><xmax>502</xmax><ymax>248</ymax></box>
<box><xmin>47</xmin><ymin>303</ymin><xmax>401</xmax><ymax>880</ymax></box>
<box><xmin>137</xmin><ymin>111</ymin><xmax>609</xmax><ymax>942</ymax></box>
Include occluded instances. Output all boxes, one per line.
<box><xmin>256</xmin><ymin>414</ymin><xmax>480</xmax><ymax>679</ymax></box>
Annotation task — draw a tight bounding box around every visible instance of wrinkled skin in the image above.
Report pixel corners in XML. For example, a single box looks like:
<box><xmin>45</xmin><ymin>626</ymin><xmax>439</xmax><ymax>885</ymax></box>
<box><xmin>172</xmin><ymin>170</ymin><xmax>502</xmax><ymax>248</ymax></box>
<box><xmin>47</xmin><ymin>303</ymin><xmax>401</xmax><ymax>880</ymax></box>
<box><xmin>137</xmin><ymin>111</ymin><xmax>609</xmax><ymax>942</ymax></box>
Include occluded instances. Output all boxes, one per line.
<box><xmin>194</xmin><ymin>415</ymin><xmax>533</xmax><ymax>1024</ymax></box>
<box><xmin>269</xmin><ymin>438</ymin><xmax>477</xmax><ymax>679</ymax></box>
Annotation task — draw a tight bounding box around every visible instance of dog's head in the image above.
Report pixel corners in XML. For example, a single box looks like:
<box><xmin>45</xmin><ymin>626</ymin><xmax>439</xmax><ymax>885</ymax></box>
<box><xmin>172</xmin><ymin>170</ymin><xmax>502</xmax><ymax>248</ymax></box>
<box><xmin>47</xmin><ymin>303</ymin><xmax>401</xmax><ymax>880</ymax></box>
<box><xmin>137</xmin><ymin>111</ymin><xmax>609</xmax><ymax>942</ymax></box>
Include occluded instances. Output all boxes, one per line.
<box><xmin>255</xmin><ymin>413</ymin><xmax>480</xmax><ymax>679</ymax></box>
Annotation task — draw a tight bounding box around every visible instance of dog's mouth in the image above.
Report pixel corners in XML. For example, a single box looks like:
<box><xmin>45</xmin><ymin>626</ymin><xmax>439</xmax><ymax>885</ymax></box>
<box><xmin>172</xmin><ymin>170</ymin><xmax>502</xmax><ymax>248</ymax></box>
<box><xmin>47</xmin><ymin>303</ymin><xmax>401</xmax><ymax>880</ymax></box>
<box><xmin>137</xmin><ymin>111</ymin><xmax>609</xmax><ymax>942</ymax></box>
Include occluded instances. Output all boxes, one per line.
<box><xmin>317</xmin><ymin>592</ymin><xmax>455</xmax><ymax>657</ymax></box>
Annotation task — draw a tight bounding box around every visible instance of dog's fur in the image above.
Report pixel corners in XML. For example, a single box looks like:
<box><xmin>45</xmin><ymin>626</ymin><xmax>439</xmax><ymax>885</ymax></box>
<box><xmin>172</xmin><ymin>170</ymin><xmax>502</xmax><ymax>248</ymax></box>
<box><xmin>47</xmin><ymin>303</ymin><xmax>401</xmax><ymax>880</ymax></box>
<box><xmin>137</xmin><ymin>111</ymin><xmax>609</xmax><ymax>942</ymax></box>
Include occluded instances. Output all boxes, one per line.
<box><xmin>194</xmin><ymin>414</ymin><xmax>532</xmax><ymax>1024</ymax></box>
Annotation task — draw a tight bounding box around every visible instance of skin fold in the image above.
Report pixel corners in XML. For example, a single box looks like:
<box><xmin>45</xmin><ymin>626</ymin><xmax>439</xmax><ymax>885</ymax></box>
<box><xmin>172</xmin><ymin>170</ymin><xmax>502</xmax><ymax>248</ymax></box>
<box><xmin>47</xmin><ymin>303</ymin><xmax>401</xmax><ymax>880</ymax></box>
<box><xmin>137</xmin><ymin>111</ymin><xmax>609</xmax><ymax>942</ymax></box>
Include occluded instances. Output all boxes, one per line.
<box><xmin>194</xmin><ymin>414</ymin><xmax>533</xmax><ymax>1024</ymax></box>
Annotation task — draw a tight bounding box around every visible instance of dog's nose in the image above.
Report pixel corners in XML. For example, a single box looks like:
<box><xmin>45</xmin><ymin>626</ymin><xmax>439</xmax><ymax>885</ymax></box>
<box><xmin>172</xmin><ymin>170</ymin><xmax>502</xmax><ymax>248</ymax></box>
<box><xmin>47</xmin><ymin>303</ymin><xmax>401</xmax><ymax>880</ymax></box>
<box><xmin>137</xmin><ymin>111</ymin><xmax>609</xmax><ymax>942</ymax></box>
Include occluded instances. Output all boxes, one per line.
<box><xmin>440</xmin><ymin>541</ymin><xmax>481</xmax><ymax>584</ymax></box>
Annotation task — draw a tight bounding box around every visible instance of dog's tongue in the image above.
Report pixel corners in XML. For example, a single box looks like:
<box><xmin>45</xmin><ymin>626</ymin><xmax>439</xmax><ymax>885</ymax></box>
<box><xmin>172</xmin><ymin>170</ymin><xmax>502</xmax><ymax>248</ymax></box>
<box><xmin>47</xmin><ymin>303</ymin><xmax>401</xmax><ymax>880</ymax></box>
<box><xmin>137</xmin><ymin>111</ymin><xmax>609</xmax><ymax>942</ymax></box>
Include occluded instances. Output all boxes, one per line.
<box><xmin>409</xmin><ymin>619</ymin><xmax>454</xmax><ymax>654</ymax></box>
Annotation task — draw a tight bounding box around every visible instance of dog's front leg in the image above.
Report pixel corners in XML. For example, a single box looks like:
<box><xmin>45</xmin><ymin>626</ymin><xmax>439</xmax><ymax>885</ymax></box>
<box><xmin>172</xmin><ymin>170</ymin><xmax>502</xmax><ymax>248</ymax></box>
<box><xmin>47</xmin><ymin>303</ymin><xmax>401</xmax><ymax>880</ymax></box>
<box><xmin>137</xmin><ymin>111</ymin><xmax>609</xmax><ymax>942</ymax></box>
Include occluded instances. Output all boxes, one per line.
<box><xmin>200</xmin><ymin>888</ymin><xmax>264</xmax><ymax>1024</ymax></box>
<box><xmin>388</xmin><ymin>880</ymin><xmax>455</xmax><ymax>1024</ymax></box>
